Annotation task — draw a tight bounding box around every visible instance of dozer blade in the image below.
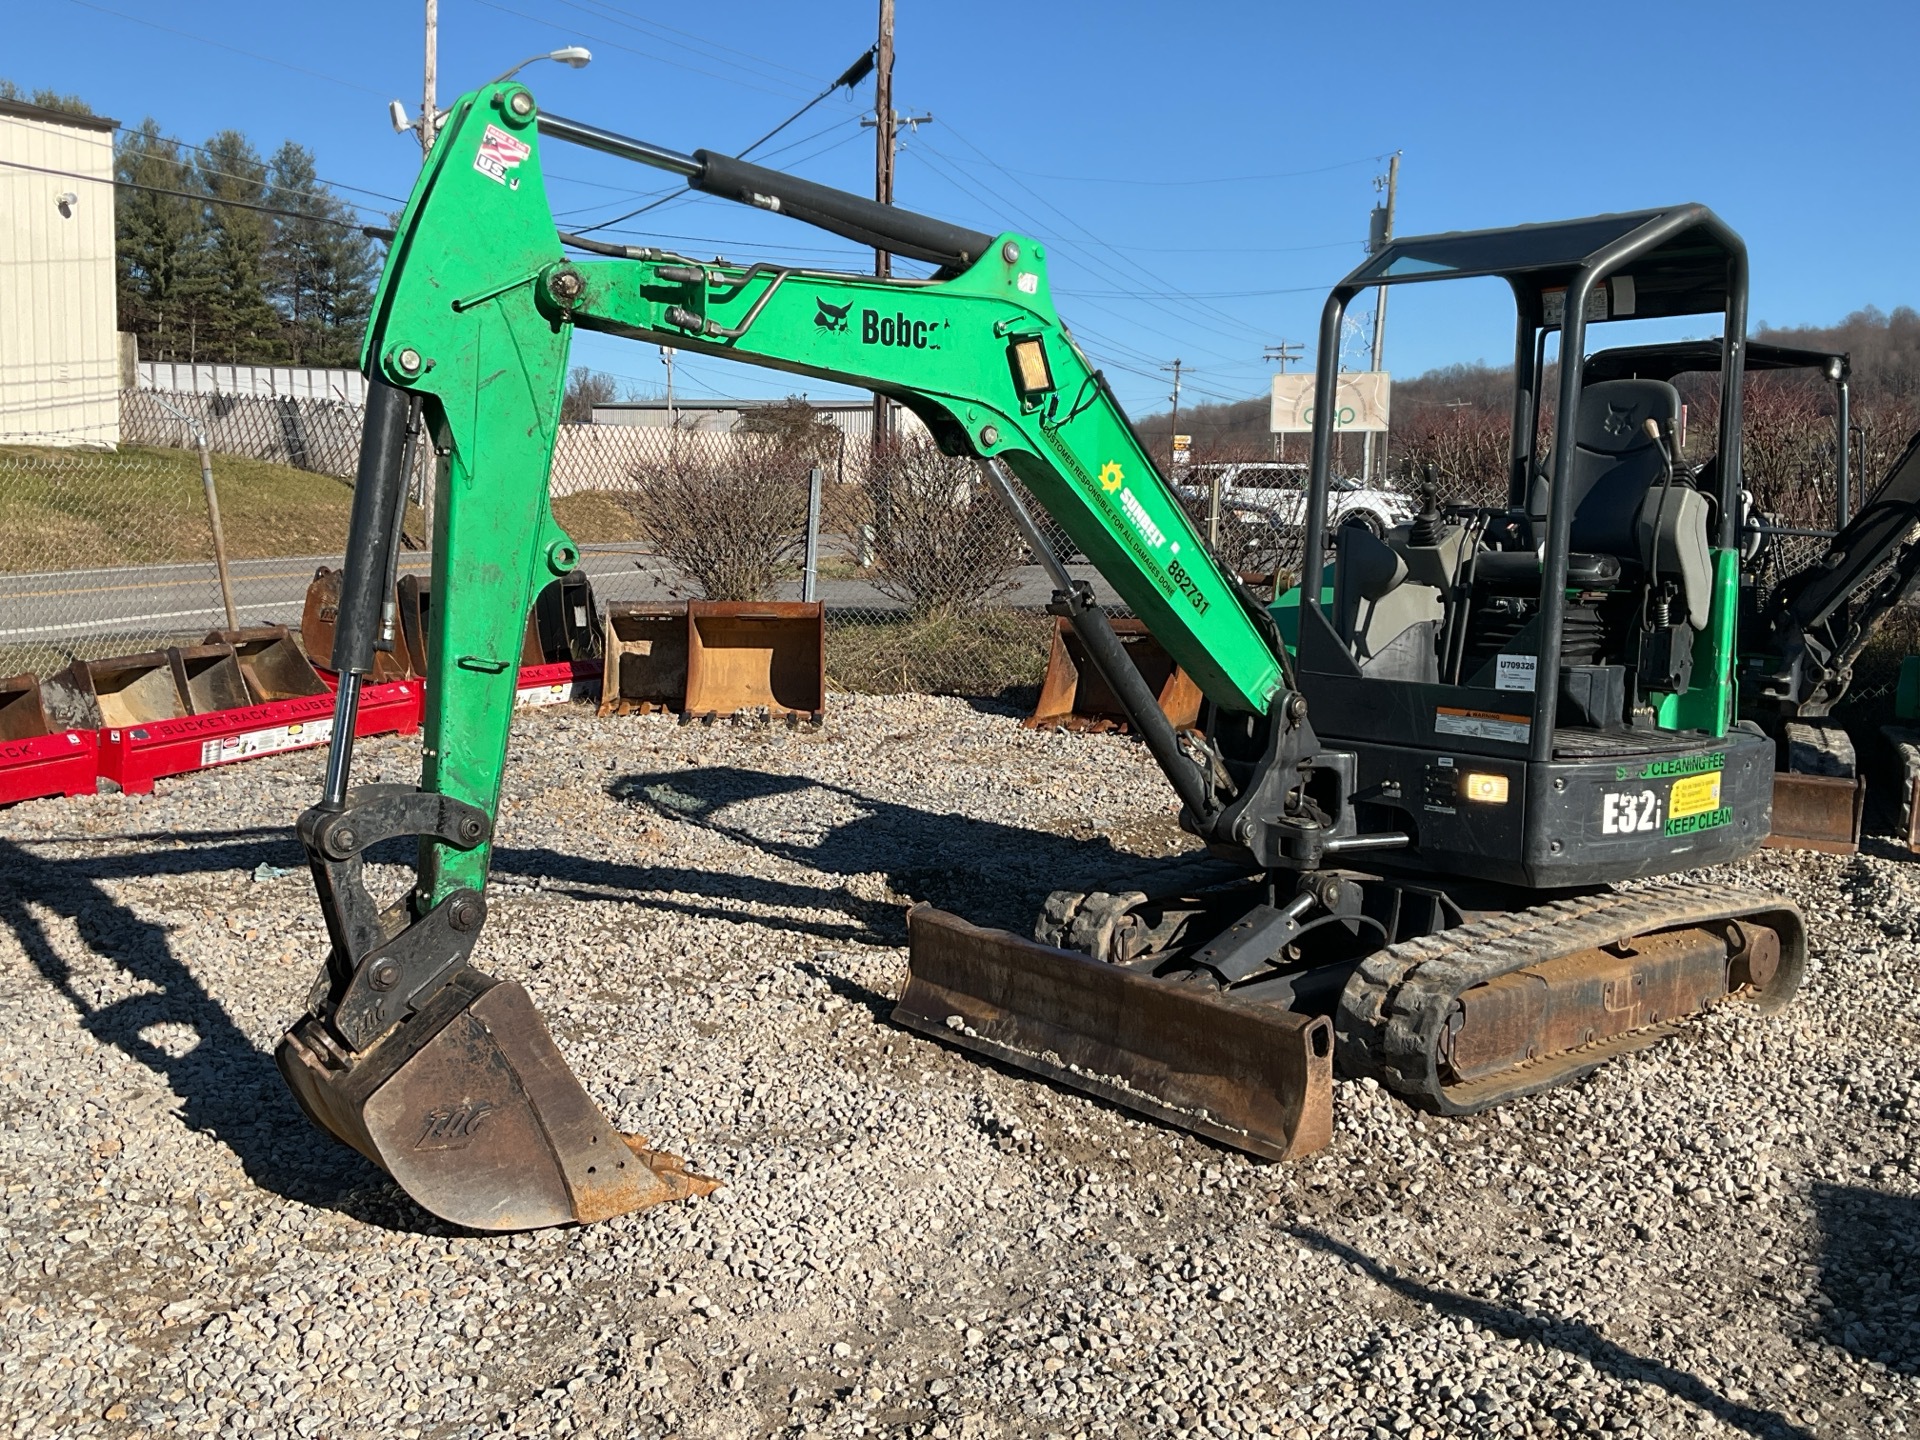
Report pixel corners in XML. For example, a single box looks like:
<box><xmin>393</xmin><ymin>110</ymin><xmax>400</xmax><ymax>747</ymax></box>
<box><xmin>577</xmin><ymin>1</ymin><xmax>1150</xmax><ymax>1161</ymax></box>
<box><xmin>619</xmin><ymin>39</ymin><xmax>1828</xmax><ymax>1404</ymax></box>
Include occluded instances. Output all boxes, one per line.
<box><xmin>278</xmin><ymin>966</ymin><xmax>715</xmax><ymax>1231</ymax></box>
<box><xmin>895</xmin><ymin>906</ymin><xmax>1332</xmax><ymax>1161</ymax></box>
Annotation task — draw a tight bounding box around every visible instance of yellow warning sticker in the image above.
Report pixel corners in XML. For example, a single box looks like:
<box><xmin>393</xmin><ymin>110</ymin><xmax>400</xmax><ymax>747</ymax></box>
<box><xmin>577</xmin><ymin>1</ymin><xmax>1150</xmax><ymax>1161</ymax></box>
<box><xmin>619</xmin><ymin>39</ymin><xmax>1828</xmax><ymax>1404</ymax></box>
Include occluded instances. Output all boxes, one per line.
<box><xmin>1669</xmin><ymin>770</ymin><xmax>1723</xmax><ymax>819</ymax></box>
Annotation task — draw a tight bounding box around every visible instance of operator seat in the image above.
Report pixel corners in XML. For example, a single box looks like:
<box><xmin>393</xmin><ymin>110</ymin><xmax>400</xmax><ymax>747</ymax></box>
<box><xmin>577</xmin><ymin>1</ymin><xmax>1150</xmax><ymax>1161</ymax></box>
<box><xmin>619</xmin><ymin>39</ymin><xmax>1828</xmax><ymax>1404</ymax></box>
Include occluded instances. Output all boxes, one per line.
<box><xmin>1491</xmin><ymin>378</ymin><xmax>1712</xmax><ymax>626</ymax></box>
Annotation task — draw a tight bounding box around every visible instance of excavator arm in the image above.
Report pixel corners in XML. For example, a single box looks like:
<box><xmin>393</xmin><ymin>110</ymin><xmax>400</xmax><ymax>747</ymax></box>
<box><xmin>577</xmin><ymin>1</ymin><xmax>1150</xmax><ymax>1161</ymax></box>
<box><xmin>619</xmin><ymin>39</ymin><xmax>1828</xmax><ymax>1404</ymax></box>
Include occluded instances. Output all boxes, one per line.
<box><xmin>279</xmin><ymin>82</ymin><xmax>1323</xmax><ymax>1229</ymax></box>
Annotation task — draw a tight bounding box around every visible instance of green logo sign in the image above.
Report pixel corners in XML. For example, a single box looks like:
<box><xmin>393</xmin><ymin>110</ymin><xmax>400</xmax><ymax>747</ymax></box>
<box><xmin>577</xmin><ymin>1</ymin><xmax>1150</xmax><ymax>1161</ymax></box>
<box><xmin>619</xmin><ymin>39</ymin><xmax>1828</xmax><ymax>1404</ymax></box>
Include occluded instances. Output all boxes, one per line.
<box><xmin>1665</xmin><ymin>806</ymin><xmax>1732</xmax><ymax>837</ymax></box>
<box><xmin>1641</xmin><ymin>752</ymin><xmax>1724</xmax><ymax>780</ymax></box>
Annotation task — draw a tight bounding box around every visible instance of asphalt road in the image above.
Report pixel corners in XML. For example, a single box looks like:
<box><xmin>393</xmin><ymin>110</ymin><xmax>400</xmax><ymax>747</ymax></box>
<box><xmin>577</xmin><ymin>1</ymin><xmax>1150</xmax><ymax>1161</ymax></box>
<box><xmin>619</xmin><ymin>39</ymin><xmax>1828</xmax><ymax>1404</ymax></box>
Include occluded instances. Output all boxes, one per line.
<box><xmin>0</xmin><ymin>544</ymin><xmax>1121</xmax><ymax>648</ymax></box>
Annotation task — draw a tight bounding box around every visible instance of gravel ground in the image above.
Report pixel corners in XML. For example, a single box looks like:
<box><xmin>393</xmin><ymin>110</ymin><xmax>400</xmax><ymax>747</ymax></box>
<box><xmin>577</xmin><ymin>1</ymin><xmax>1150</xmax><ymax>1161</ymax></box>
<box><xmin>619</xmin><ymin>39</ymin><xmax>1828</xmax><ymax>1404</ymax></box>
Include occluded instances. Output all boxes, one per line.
<box><xmin>0</xmin><ymin>694</ymin><xmax>1915</xmax><ymax>1440</ymax></box>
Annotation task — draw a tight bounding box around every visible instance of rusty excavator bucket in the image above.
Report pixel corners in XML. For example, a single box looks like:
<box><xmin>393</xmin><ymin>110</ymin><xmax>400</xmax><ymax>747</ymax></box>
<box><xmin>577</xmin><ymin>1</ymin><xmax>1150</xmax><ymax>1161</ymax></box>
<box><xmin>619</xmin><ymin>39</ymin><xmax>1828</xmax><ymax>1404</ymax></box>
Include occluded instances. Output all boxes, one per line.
<box><xmin>279</xmin><ymin>968</ymin><xmax>714</xmax><ymax>1231</ymax></box>
<box><xmin>895</xmin><ymin>907</ymin><xmax>1333</xmax><ymax>1161</ymax></box>
<box><xmin>1025</xmin><ymin>616</ymin><xmax>1202</xmax><ymax>734</ymax></box>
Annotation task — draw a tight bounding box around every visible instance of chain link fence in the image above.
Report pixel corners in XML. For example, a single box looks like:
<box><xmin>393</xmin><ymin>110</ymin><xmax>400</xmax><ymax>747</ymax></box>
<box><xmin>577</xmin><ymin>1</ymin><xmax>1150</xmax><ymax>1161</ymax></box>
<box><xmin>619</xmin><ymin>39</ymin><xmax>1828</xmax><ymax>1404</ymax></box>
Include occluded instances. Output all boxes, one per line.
<box><xmin>7</xmin><ymin>387</ymin><xmax>1913</xmax><ymax>714</ymax></box>
<box><xmin>3</xmin><ymin>391</ymin><xmax>1134</xmax><ymax>704</ymax></box>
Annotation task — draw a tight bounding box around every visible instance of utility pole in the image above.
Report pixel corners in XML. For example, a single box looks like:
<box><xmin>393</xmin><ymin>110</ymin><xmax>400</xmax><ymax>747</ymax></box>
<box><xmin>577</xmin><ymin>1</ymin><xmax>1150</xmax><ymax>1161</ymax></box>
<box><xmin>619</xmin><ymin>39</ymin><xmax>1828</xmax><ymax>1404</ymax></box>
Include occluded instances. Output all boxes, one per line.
<box><xmin>419</xmin><ymin>0</ymin><xmax>439</xmax><ymax>157</ymax></box>
<box><xmin>870</xmin><ymin>0</ymin><xmax>896</xmax><ymax>450</ymax></box>
<box><xmin>1365</xmin><ymin>151</ymin><xmax>1400</xmax><ymax>484</ymax></box>
<box><xmin>1263</xmin><ymin>342</ymin><xmax>1302</xmax><ymax>459</ymax></box>
<box><xmin>1161</xmin><ymin>359</ymin><xmax>1186</xmax><ymax>474</ymax></box>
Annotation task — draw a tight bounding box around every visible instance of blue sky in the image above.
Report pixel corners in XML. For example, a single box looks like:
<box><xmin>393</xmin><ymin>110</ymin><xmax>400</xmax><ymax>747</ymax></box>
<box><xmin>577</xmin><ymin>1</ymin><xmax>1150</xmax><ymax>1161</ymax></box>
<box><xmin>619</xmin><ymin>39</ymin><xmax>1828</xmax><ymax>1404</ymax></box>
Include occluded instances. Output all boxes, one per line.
<box><xmin>16</xmin><ymin>0</ymin><xmax>1918</xmax><ymax>417</ymax></box>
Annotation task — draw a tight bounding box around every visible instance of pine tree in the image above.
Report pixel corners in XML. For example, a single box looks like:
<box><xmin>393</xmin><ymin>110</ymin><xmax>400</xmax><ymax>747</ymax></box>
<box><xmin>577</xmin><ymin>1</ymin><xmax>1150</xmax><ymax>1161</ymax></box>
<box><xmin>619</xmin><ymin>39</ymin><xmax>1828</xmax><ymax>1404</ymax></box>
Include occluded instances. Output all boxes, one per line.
<box><xmin>197</xmin><ymin>130</ymin><xmax>282</xmax><ymax>362</ymax></box>
<box><xmin>115</xmin><ymin>121</ymin><xmax>212</xmax><ymax>362</ymax></box>
<box><xmin>0</xmin><ymin>77</ymin><xmax>94</xmax><ymax>115</ymax></box>
<box><xmin>265</xmin><ymin>141</ymin><xmax>378</xmax><ymax>366</ymax></box>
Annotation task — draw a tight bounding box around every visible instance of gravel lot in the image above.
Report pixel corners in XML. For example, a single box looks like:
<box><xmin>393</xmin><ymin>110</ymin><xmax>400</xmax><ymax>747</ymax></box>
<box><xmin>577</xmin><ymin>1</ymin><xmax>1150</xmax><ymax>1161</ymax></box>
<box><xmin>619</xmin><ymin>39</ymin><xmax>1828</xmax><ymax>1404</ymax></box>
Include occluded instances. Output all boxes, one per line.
<box><xmin>1</xmin><ymin>694</ymin><xmax>1915</xmax><ymax>1440</ymax></box>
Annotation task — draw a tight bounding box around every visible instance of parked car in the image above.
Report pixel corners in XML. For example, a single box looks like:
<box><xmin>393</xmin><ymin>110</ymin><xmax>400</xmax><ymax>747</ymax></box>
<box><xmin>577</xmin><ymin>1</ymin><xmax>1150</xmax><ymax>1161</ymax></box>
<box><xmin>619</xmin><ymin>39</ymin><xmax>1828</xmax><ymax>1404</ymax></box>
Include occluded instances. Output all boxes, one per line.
<box><xmin>1174</xmin><ymin>462</ymin><xmax>1416</xmax><ymax>536</ymax></box>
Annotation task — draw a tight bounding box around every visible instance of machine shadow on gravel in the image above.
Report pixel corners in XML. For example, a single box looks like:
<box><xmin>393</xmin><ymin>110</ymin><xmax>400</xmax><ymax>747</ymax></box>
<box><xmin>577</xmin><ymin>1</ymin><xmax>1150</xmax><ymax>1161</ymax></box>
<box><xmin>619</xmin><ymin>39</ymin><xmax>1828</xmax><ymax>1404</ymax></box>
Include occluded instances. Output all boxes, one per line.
<box><xmin>569</xmin><ymin>765</ymin><xmax>1151</xmax><ymax>940</ymax></box>
<box><xmin>1294</xmin><ymin>1227</ymin><xmax>1817</xmax><ymax>1440</ymax></box>
<box><xmin>0</xmin><ymin>835</ymin><xmax>447</xmax><ymax>1234</ymax></box>
<box><xmin>1813</xmin><ymin>1183</ymin><xmax>1919</xmax><ymax>1374</ymax></box>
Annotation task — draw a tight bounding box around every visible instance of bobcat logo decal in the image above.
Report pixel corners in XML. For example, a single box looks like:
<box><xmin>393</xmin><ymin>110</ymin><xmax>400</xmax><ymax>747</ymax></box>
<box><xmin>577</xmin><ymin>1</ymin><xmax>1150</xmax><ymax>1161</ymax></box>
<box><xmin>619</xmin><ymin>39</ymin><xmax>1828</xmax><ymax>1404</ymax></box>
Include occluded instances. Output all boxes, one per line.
<box><xmin>815</xmin><ymin>299</ymin><xmax>852</xmax><ymax>333</ymax></box>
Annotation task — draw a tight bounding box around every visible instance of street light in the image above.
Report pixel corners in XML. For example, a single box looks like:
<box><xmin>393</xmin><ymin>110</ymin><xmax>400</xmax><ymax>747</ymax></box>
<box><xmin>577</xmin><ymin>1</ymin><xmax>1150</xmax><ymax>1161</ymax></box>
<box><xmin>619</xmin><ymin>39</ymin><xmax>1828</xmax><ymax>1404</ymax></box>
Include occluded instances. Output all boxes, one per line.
<box><xmin>489</xmin><ymin>46</ymin><xmax>593</xmax><ymax>85</ymax></box>
<box><xmin>390</xmin><ymin>48</ymin><xmax>591</xmax><ymax>137</ymax></box>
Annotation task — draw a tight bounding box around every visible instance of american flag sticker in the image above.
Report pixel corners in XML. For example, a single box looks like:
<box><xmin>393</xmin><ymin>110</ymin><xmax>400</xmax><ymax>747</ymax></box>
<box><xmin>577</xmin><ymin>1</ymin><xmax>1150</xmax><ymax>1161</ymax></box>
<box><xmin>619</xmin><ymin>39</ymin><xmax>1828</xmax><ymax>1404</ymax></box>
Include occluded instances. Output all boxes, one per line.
<box><xmin>474</xmin><ymin>124</ymin><xmax>532</xmax><ymax>187</ymax></box>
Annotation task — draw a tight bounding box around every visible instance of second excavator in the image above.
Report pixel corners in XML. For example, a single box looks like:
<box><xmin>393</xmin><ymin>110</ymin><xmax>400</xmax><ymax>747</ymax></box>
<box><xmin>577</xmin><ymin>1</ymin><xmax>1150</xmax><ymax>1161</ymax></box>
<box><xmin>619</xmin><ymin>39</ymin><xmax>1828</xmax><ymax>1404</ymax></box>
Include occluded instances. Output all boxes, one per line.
<box><xmin>279</xmin><ymin>81</ymin><xmax>1807</xmax><ymax>1229</ymax></box>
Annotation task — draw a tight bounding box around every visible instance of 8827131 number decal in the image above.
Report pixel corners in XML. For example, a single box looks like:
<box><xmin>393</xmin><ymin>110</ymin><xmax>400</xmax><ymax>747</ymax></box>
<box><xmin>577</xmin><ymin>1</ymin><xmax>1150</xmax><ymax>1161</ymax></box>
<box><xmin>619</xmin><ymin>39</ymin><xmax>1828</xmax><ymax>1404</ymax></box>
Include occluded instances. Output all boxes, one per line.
<box><xmin>1166</xmin><ymin>558</ymin><xmax>1210</xmax><ymax>616</ymax></box>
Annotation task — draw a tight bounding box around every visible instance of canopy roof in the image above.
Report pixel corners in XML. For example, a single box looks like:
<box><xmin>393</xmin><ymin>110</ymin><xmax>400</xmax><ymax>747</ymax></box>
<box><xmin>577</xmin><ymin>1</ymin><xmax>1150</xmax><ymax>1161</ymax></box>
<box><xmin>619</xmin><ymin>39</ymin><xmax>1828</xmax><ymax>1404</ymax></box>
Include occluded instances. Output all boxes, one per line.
<box><xmin>1340</xmin><ymin>205</ymin><xmax>1742</xmax><ymax>321</ymax></box>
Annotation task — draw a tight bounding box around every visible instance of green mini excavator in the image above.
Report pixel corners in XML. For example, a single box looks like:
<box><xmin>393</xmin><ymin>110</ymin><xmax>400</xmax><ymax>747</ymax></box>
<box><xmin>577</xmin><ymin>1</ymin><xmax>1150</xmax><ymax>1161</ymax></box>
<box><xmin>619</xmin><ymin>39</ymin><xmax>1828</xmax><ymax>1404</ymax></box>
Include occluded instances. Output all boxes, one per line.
<box><xmin>281</xmin><ymin>81</ymin><xmax>1806</xmax><ymax>1230</ymax></box>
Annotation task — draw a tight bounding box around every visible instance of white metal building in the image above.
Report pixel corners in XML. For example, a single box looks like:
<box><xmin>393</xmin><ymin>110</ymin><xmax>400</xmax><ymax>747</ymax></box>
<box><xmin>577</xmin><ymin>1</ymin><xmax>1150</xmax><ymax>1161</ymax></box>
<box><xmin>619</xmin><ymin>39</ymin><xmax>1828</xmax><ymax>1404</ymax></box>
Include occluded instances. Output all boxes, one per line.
<box><xmin>0</xmin><ymin>98</ymin><xmax>121</xmax><ymax>447</ymax></box>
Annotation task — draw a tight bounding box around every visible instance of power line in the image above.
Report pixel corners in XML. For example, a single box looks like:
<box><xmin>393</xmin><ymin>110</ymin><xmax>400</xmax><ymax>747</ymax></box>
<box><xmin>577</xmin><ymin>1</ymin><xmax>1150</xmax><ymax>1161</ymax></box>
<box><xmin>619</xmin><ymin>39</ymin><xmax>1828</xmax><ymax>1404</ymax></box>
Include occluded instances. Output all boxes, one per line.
<box><xmin>898</xmin><ymin>142</ymin><xmax>1265</xmax><ymax>372</ymax></box>
<box><xmin>1066</xmin><ymin>283</ymin><xmax>1334</xmax><ymax>300</ymax></box>
<box><xmin>970</xmin><ymin>152</ymin><xmax>1387</xmax><ymax>188</ymax></box>
<box><xmin>464</xmin><ymin>0</ymin><xmax>814</xmax><ymax>100</ymax></box>
<box><xmin>565</xmin><ymin>113</ymin><xmax>868</xmax><ymax>236</ymax></box>
<box><xmin>61</xmin><ymin>0</ymin><xmax>387</xmax><ymax>97</ymax></box>
<box><xmin>111</xmin><ymin>126</ymin><xmax>407</xmax><ymax>217</ymax></box>
<box><xmin>544</xmin><ymin>0</ymin><xmax>824</xmax><ymax>87</ymax></box>
<box><xmin>738</xmin><ymin>48</ymin><xmax>875</xmax><ymax>158</ymax></box>
<box><xmin>0</xmin><ymin>156</ymin><xmax>387</xmax><ymax>235</ymax></box>
<box><xmin>908</xmin><ymin>129</ymin><xmax>1276</xmax><ymax>349</ymax></box>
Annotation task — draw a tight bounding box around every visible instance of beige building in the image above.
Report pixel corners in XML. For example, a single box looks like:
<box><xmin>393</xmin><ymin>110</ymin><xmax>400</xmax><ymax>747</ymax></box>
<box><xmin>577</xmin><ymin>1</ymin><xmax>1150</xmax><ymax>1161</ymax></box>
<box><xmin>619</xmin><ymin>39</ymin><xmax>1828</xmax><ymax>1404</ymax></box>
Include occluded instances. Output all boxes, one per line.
<box><xmin>0</xmin><ymin>98</ymin><xmax>120</xmax><ymax>446</ymax></box>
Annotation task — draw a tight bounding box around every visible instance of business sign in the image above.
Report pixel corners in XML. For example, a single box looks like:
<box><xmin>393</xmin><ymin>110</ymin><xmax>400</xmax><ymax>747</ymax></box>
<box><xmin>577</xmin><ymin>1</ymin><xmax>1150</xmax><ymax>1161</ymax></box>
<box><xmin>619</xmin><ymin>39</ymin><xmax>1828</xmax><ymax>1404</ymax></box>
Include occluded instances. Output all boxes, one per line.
<box><xmin>1171</xmin><ymin>433</ymin><xmax>1192</xmax><ymax>465</ymax></box>
<box><xmin>1270</xmin><ymin>371</ymin><xmax>1391</xmax><ymax>434</ymax></box>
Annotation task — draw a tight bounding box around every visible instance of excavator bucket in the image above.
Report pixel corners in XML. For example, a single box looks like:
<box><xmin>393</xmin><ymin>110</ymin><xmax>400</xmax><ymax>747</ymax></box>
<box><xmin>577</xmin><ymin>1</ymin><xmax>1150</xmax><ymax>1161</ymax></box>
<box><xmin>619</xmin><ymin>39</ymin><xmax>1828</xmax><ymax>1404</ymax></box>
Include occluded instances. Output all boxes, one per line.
<box><xmin>599</xmin><ymin>601</ymin><xmax>689</xmax><ymax>716</ymax></box>
<box><xmin>894</xmin><ymin>906</ymin><xmax>1333</xmax><ymax>1161</ymax></box>
<box><xmin>204</xmin><ymin>627</ymin><xmax>330</xmax><ymax>703</ymax></box>
<box><xmin>1765</xmin><ymin>723</ymin><xmax>1867</xmax><ymax>854</ymax></box>
<box><xmin>302</xmin><ymin>567</ymin><xmax>412</xmax><ymax>682</ymax></box>
<box><xmin>1025</xmin><ymin>617</ymin><xmax>1203</xmax><ymax>734</ymax></box>
<box><xmin>684</xmin><ymin>600</ymin><xmax>826</xmax><ymax>722</ymax></box>
<box><xmin>397</xmin><ymin>575</ymin><xmax>596</xmax><ymax>675</ymax></box>
<box><xmin>169</xmin><ymin>642</ymin><xmax>252</xmax><ymax>716</ymax></box>
<box><xmin>42</xmin><ymin>650</ymin><xmax>188</xmax><ymax>730</ymax></box>
<box><xmin>531</xmin><ymin>571</ymin><xmax>603</xmax><ymax>663</ymax></box>
<box><xmin>397</xmin><ymin>573</ymin><xmax>436</xmax><ymax>677</ymax></box>
<box><xmin>0</xmin><ymin>673</ymin><xmax>53</xmax><ymax>742</ymax></box>
<box><xmin>278</xmin><ymin>966</ymin><xmax>716</xmax><ymax>1231</ymax></box>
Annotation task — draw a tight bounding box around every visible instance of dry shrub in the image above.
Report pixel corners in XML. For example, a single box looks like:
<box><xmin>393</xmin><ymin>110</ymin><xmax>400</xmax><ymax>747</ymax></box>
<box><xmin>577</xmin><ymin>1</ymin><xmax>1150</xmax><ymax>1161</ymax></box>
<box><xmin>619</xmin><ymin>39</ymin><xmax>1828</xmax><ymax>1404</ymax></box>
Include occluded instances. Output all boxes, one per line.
<box><xmin>1854</xmin><ymin>394</ymin><xmax>1920</xmax><ymax>490</ymax></box>
<box><xmin>1741</xmin><ymin>376</ymin><xmax>1831</xmax><ymax>525</ymax></box>
<box><xmin>624</xmin><ymin>430</ymin><xmax>808</xmax><ymax>600</ymax></box>
<box><xmin>1389</xmin><ymin>404</ymin><xmax>1509</xmax><ymax>507</ymax></box>
<box><xmin>863</xmin><ymin>438</ymin><xmax>1024</xmax><ymax>616</ymax></box>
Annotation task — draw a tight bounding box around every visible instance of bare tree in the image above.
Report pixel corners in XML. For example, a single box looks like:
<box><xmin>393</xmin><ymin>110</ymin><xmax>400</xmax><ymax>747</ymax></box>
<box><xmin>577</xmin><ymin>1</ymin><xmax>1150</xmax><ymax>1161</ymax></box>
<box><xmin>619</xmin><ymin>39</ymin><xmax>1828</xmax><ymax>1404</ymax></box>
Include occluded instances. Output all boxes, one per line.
<box><xmin>625</xmin><ymin>430</ymin><xmax>809</xmax><ymax>600</ymax></box>
<box><xmin>562</xmin><ymin>368</ymin><xmax>619</xmax><ymax>424</ymax></box>
<box><xmin>863</xmin><ymin>438</ymin><xmax>1024</xmax><ymax>616</ymax></box>
<box><xmin>1389</xmin><ymin>403</ymin><xmax>1509</xmax><ymax>506</ymax></box>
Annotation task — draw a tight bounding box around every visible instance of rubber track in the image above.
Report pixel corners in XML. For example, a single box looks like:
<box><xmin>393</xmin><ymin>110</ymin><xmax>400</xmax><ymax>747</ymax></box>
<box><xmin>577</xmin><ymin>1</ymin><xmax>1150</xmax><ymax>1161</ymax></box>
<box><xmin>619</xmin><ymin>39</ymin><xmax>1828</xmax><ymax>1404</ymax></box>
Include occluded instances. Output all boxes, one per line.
<box><xmin>1334</xmin><ymin>881</ymin><xmax>1806</xmax><ymax>1116</ymax></box>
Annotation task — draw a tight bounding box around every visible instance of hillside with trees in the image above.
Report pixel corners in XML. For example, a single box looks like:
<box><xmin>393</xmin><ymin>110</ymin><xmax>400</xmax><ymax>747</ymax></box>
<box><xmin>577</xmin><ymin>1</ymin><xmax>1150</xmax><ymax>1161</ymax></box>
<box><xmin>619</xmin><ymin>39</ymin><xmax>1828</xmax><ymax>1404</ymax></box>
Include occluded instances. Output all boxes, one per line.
<box><xmin>1135</xmin><ymin>307</ymin><xmax>1920</xmax><ymax>524</ymax></box>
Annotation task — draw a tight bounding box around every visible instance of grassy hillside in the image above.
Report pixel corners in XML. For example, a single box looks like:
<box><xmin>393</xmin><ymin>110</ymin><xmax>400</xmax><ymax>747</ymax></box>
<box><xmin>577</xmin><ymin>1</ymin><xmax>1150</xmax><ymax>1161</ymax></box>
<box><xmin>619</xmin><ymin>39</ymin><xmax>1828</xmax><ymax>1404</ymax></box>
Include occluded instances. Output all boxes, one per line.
<box><xmin>0</xmin><ymin>444</ymin><xmax>637</xmax><ymax>571</ymax></box>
